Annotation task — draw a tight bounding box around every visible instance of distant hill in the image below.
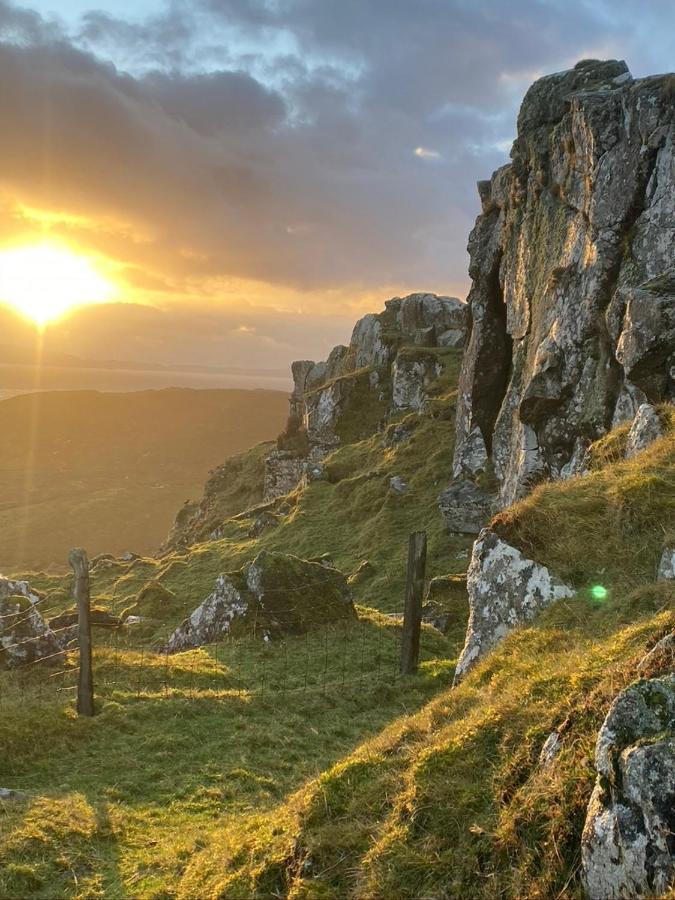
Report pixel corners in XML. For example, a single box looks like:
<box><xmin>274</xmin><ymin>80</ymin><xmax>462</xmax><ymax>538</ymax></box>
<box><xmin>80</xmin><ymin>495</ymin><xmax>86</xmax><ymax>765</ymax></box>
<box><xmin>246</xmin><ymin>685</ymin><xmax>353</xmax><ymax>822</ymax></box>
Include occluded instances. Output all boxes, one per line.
<box><xmin>0</xmin><ymin>388</ymin><xmax>287</xmax><ymax>571</ymax></box>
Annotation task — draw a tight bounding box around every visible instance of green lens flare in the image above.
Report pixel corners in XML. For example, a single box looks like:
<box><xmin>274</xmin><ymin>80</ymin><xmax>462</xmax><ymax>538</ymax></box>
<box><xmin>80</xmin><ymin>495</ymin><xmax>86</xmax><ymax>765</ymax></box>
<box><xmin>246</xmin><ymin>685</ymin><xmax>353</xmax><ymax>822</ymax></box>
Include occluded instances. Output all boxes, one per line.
<box><xmin>590</xmin><ymin>585</ymin><xmax>608</xmax><ymax>601</ymax></box>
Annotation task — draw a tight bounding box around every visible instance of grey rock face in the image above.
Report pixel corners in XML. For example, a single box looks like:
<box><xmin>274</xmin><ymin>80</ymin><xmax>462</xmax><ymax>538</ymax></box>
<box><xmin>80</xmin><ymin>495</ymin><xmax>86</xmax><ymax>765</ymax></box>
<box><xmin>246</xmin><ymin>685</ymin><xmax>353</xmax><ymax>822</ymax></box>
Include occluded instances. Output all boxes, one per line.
<box><xmin>657</xmin><ymin>548</ymin><xmax>675</xmax><ymax>581</ymax></box>
<box><xmin>438</xmin><ymin>479</ymin><xmax>496</xmax><ymax>535</ymax></box>
<box><xmin>454</xmin><ymin>529</ymin><xmax>574</xmax><ymax>682</ymax></box>
<box><xmin>164</xmin><ymin>551</ymin><xmax>355</xmax><ymax>652</ymax></box>
<box><xmin>263</xmin><ymin>450</ymin><xmax>306</xmax><ymax>502</ymax></box>
<box><xmin>0</xmin><ymin>577</ymin><xmax>63</xmax><ymax>669</ymax></box>
<box><xmin>448</xmin><ymin>60</ymin><xmax>674</xmax><ymax>513</ymax></box>
<box><xmin>624</xmin><ymin>403</ymin><xmax>663</xmax><ymax>459</ymax></box>
<box><xmin>581</xmin><ymin>676</ymin><xmax>675</xmax><ymax>899</ymax></box>
<box><xmin>637</xmin><ymin>632</ymin><xmax>675</xmax><ymax>674</ymax></box>
<box><xmin>265</xmin><ymin>292</ymin><xmax>468</xmax><ymax>501</ymax></box>
<box><xmin>391</xmin><ymin>352</ymin><xmax>442</xmax><ymax>411</ymax></box>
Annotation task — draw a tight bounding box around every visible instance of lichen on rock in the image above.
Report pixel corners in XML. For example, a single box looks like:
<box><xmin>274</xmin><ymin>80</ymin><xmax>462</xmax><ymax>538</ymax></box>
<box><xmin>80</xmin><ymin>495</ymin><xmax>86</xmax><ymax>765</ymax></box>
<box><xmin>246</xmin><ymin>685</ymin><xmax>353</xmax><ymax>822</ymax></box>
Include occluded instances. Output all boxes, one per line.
<box><xmin>443</xmin><ymin>59</ymin><xmax>674</xmax><ymax>526</ymax></box>
<box><xmin>164</xmin><ymin>551</ymin><xmax>355</xmax><ymax>653</ymax></box>
<box><xmin>581</xmin><ymin>675</ymin><xmax>675</xmax><ymax>899</ymax></box>
<box><xmin>453</xmin><ymin>529</ymin><xmax>574</xmax><ymax>682</ymax></box>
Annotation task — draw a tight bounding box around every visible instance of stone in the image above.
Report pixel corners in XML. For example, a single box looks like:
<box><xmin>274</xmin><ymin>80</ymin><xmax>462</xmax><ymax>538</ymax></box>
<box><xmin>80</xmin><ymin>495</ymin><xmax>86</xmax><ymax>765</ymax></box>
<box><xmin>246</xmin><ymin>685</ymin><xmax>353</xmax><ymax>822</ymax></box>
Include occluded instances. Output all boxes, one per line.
<box><xmin>0</xmin><ymin>788</ymin><xmax>26</xmax><ymax>801</ymax></box>
<box><xmin>581</xmin><ymin>676</ymin><xmax>675</xmax><ymax>899</ymax></box>
<box><xmin>657</xmin><ymin>548</ymin><xmax>675</xmax><ymax>581</ymax></box>
<box><xmin>389</xmin><ymin>475</ymin><xmax>408</xmax><ymax>494</ymax></box>
<box><xmin>0</xmin><ymin>577</ymin><xmax>63</xmax><ymax>669</ymax></box>
<box><xmin>397</xmin><ymin>293</ymin><xmax>467</xmax><ymax>337</ymax></box>
<box><xmin>381</xmin><ymin>420</ymin><xmax>415</xmax><ymax>448</ymax></box>
<box><xmin>437</xmin><ymin>328</ymin><xmax>465</xmax><ymax>348</ymax></box>
<box><xmin>448</xmin><ymin>61</ymin><xmax>675</xmax><ymax>512</ymax></box>
<box><xmin>539</xmin><ymin>732</ymin><xmax>562</xmax><ymax>767</ymax></box>
<box><xmin>392</xmin><ymin>351</ymin><xmax>442</xmax><ymax>411</ymax></box>
<box><xmin>452</xmin><ymin>425</ymin><xmax>489</xmax><ymax>479</ymax></box>
<box><xmin>454</xmin><ymin>529</ymin><xmax>574</xmax><ymax>682</ymax></box>
<box><xmin>263</xmin><ymin>450</ymin><xmax>306</xmax><ymax>502</ymax></box>
<box><xmin>164</xmin><ymin>551</ymin><xmax>355</xmax><ymax>652</ymax></box>
<box><xmin>438</xmin><ymin>479</ymin><xmax>496</xmax><ymax>534</ymax></box>
<box><xmin>625</xmin><ymin>403</ymin><xmax>663</xmax><ymax>459</ymax></box>
<box><xmin>247</xmin><ymin>511</ymin><xmax>279</xmax><ymax>539</ymax></box>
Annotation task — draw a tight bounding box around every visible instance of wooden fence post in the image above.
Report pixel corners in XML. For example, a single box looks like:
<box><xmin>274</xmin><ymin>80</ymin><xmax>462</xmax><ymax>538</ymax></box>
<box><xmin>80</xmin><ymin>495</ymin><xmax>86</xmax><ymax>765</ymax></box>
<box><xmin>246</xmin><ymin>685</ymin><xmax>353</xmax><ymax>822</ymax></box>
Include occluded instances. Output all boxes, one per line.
<box><xmin>70</xmin><ymin>548</ymin><xmax>94</xmax><ymax>716</ymax></box>
<box><xmin>400</xmin><ymin>531</ymin><xmax>427</xmax><ymax>675</ymax></box>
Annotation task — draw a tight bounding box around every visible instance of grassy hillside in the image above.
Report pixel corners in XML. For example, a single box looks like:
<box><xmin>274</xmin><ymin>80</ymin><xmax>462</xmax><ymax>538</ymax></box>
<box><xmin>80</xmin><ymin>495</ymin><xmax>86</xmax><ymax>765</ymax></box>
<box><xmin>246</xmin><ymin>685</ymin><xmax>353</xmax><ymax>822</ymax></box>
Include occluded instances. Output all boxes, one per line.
<box><xmin>0</xmin><ymin>388</ymin><xmax>286</xmax><ymax>572</ymax></box>
<box><xmin>0</xmin><ymin>351</ymin><xmax>672</xmax><ymax>898</ymax></box>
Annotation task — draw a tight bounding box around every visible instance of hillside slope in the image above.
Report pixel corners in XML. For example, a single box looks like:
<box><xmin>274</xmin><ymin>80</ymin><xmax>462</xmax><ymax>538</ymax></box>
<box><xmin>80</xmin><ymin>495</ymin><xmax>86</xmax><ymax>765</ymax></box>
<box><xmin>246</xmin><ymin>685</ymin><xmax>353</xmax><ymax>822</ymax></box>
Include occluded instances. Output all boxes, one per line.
<box><xmin>0</xmin><ymin>388</ymin><xmax>286</xmax><ymax>571</ymax></box>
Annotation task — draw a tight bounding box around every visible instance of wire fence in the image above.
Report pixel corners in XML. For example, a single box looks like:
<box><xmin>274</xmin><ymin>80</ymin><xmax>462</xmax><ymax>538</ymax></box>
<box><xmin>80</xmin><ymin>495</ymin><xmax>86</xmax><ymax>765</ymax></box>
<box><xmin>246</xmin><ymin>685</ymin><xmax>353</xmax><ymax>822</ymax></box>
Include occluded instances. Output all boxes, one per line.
<box><xmin>0</xmin><ymin>534</ymin><xmax>429</xmax><ymax>714</ymax></box>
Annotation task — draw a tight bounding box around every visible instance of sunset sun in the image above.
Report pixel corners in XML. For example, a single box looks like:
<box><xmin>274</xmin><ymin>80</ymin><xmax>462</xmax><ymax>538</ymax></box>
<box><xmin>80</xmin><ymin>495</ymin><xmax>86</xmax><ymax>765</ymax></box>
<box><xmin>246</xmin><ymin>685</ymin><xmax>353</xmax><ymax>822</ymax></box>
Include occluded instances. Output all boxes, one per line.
<box><xmin>0</xmin><ymin>243</ymin><xmax>115</xmax><ymax>326</ymax></box>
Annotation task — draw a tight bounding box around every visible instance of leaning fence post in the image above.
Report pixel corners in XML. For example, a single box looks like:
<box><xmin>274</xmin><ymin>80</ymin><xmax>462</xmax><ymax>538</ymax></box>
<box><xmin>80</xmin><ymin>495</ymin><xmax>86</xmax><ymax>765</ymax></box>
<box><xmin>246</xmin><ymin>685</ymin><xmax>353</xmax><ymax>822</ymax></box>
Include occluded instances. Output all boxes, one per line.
<box><xmin>400</xmin><ymin>531</ymin><xmax>427</xmax><ymax>675</ymax></box>
<box><xmin>70</xmin><ymin>548</ymin><xmax>94</xmax><ymax>716</ymax></box>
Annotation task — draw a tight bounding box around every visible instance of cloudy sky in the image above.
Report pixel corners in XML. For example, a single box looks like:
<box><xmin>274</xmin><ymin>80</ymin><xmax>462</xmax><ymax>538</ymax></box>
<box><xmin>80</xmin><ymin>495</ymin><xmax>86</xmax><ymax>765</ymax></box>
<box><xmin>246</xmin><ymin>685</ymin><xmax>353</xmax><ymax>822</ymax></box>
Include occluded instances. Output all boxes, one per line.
<box><xmin>0</xmin><ymin>0</ymin><xmax>673</xmax><ymax>371</ymax></box>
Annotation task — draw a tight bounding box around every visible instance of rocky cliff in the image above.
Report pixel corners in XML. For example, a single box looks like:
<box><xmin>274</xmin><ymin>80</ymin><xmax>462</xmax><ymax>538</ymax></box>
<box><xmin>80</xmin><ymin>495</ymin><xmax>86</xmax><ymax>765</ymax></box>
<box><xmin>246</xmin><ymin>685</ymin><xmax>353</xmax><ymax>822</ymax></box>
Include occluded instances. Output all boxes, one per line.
<box><xmin>442</xmin><ymin>59</ymin><xmax>675</xmax><ymax>530</ymax></box>
<box><xmin>265</xmin><ymin>292</ymin><xmax>467</xmax><ymax>500</ymax></box>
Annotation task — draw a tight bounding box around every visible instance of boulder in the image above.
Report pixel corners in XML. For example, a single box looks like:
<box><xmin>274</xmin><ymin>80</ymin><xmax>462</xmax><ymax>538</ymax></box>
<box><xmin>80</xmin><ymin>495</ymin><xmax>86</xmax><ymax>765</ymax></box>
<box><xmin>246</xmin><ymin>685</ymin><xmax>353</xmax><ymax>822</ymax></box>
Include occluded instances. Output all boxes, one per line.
<box><xmin>624</xmin><ymin>403</ymin><xmax>663</xmax><ymax>459</ymax></box>
<box><xmin>389</xmin><ymin>475</ymin><xmax>408</xmax><ymax>495</ymax></box>
<box><xmin>657</xmin><ymin>548</ymin><xmax>675</xmax><ymax>581</ymax></box>
<box><xmin>454</xmin><ymin>529</ymin><xmax>574</xmax><ymax>682</ymax></box>
<box><xmin>581</xmin><ymin>676</ymin><xmax>675</xmax><ymax>899</ymax></box>
<box><xmin>164</xmin><ymin>552</ymin><xmax>355</xmax><ymax>652</ymax></box>
<box><xmin>437</xmin><ymin>479</ymin><xmax>497</xmax><ymax>534</ymax></box>
<box><xmin>0</xmin><ymin>578</ymin><xmax>63</xmax><ymax>669</ymax></box>
<box><xmin>391</xmin><ymin>350</ymin><xmax>442</xmax><ymax>411</ymax></box>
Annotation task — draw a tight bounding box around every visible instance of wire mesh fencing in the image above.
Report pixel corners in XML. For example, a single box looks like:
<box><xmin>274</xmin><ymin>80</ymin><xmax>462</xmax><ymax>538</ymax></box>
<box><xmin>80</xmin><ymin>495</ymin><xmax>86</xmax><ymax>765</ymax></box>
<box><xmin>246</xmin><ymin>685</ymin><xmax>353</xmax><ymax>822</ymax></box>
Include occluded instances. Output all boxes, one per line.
<box><xmin>1</xmin><ymin>533</ymin><xmax>430</xmax><ymax>714</ymax></box>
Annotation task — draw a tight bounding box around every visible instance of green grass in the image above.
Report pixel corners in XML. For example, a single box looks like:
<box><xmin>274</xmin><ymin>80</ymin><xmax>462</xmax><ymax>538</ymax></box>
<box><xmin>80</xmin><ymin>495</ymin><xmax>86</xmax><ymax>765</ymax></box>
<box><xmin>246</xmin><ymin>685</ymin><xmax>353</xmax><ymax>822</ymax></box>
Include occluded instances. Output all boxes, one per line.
<box><xmin>0</xmin><ymin>612</ymin><xmax>456</xmax><ymax>899</ymax></box>
<box><xmin>2</xmin><ymin>344</ymin><xmax>673</xmax><ymax>899</ymax></box>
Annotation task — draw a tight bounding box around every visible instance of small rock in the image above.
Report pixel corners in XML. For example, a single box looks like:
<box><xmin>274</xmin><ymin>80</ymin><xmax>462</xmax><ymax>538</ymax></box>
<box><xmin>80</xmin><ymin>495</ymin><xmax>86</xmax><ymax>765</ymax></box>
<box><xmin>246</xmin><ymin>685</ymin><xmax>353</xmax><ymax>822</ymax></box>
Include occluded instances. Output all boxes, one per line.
<box><xmin>389</xmin><ymin>475</ymin><xmax>408</xmax><ymax>494</ymax></box>
<box><xmin>247</xmin><ymin>511</ymin><xmax>279</xmax><ymax>539</ymax></box>
<box><xmin>657</xmin><ymin>548</ymin><xmax>675</xmax><ymax>581</ymax></box>
<box><xmin>438</xmin><ymin>479</ymin><xmax>496</xmax><ymax>534</ymax></box>
<box><xmin>120</xmin><ymin>551</ymin><xmax>139</xmax><ymax>562</ymax></box>
<box><xmin>539</xmin><ymin>732</ymin><xmax>562</xmax><ymax>767</ymax></box>
<box><xmin>625</xmin><ymin>403</ymin><xmax>663</xmax><ymax>459</ymax></box>
<box><xmin>124</xmin><ymin>615</ymin><xmax>146</xmax><ymax>625</ymax></box>
<box><xmin>0</xmin><ymin>788</ymin><xmax>25</xmax><ymax>801</ymax></box>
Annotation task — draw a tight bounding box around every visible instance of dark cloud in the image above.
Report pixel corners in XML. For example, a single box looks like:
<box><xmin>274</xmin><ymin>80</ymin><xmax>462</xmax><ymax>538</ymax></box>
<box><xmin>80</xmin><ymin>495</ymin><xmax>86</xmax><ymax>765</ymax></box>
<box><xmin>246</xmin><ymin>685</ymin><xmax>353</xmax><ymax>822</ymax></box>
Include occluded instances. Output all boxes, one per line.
<box><xmin>0</xmin><ymin>0</ymin><xmax>673</xmax><ymax>367</ymax></box>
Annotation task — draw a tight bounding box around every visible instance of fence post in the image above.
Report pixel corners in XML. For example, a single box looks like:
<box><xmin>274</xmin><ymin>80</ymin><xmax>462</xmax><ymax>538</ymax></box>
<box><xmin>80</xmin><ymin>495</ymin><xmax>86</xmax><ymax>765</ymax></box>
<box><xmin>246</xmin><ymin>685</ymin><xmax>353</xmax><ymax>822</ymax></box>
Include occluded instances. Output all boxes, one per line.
<box><xmin>400</xmin><ymin>531</ymin><xmax>427</xmax><ymax>675</ymax></box>
<box><xmin>70</xmin><ymin>548</ymin><xmax>94</xmax><ymax>716</ymax></box>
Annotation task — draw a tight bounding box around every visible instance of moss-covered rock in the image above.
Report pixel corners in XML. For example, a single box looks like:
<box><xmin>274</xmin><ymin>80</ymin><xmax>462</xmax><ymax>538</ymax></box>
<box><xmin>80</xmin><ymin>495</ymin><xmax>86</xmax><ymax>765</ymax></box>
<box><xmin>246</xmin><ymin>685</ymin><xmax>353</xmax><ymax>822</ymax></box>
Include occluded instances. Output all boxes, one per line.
<box><xmin>164</xmin><ymin>551</ymin><xmax>355</xmax><ymax>653</ymax></box>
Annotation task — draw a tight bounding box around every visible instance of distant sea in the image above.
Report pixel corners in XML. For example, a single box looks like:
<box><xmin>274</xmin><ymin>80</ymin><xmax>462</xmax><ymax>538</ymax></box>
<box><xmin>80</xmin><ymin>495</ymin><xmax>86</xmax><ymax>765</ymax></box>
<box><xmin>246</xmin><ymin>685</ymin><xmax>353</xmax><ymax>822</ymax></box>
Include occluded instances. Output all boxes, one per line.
<box><xmin>0</xmin><ymin>363</ymin><xmax>292</xmax><ymax>400</ymax></box>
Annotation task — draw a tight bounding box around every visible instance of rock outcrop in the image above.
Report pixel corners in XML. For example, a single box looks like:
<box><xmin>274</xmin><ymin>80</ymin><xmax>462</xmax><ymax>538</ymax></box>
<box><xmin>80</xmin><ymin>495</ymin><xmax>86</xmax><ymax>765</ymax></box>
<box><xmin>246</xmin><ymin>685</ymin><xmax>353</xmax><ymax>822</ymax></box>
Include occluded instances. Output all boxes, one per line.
<box><xmin>624</xmin><ymin>403</ymin><xmax>663</xmax><ymax>459</ymax></box>
<box><xmin>454</xmin><ymin>529</ymin><xmax>574</xmax><ymax>682</ymax></box>
<box><xmin>442</xmin><ymin>60</ymin><xmax>675</xmax><ymax>533</ymax></box>
<box><xmin>265</xmin><ymin>293</ymin><xmax>467</xmax><ymax>500</ymax></box>
<box><xmin>164</xmin><ymin>551</ymin><xmax>355</xmax><ymax>652</ymax></box>
<box><xmin>0</xmin><ymin>577</ymin><xmax>63</xmax><ymax>668</ymax></box>
<box><xmin>581</xmin><ymin>675</ymin><xmax>675</xmax><ymax>899</ymax></box>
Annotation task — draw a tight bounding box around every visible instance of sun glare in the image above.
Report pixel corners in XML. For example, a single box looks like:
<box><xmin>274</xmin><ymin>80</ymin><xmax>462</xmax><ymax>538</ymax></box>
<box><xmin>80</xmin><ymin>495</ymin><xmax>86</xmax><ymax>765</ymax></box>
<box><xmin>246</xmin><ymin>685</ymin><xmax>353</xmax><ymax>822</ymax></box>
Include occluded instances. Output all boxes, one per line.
<box><xmin>0</xmin><ymin>244</ymin><xmax>116</xmax><ymax>326</ymax></box>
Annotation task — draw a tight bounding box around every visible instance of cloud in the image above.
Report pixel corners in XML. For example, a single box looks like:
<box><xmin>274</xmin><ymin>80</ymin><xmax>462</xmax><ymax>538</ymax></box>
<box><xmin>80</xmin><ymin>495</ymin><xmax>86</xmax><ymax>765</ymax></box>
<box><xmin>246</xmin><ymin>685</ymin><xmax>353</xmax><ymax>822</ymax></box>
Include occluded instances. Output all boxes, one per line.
<box><xmin>0</xmin><ymin>0</ymin><xmax>673</xmax><ymax>366</ymax></box>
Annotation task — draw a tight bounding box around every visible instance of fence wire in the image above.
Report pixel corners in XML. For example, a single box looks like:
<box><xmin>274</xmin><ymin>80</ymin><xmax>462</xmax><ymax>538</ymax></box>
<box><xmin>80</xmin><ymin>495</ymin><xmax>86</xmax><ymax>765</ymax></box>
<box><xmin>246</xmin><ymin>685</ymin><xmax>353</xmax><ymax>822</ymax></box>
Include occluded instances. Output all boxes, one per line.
<box><xmin>0</xmin><ymin>550</ymin><xmax>430</xmax><ymax>713</ymax></box>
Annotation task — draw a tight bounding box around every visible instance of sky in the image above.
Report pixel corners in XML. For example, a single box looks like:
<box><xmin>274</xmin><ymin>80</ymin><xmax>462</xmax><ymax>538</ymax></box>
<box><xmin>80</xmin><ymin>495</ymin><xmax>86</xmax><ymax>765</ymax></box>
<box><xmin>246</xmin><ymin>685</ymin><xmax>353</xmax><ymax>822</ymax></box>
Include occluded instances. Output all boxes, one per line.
<box><xmin>0</xmin><ymin>0</ymin><xmax>673</xmax><ymax>371</ymax></box>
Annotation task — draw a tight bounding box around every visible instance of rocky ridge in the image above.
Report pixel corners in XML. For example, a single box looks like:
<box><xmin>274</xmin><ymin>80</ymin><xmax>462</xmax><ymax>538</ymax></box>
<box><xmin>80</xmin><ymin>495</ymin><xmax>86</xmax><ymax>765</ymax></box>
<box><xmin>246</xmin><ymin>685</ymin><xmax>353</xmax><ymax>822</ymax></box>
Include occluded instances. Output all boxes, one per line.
<box><xmin>265</xmin><ymin>292</ymin><xmax>467</xmax><ymax>500</ymax></box>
